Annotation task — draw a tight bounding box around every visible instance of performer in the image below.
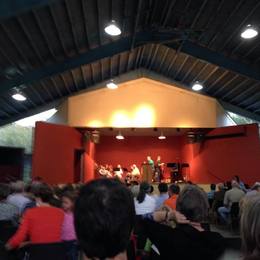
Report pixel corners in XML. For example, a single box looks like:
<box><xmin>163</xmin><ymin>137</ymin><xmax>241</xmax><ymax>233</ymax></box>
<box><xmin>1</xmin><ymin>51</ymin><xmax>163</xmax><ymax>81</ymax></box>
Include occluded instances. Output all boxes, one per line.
<box><xmin>114</xmin><ymin>164</ymin><xmax>123</xmax><ymax>179</ymax></box>
<box><xmin>155</xmin><ymin>155</ymin><xmax>164</xmax><ymax>182</ymax></box>
<box><xmin>98</xmin><ymin>165</ymin><xmax>112</xmax><ymax>178</ymax></box>
<box><xmin>147</xmin><ymin>156</ymin><xmax>155</xmax><ymax>171</ymax></box>
<box><xmin>130</xmin><ymin>164</ymin><xmax>140</xmax><ymax>181</ymax></box>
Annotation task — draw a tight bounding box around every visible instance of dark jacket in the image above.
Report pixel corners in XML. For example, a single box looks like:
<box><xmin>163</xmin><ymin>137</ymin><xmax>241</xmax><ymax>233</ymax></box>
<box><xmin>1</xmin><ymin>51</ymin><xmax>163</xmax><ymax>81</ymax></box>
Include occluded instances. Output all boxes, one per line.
<box><xmin>142</xmin><ymin>219</ymin><xmax>226</xmax><ymax>260</ymax></box>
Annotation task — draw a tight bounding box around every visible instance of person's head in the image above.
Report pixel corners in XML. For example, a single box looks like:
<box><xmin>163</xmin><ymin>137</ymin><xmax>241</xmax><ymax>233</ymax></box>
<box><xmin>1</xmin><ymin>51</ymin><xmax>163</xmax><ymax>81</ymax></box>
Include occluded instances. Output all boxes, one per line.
<box><xmin>62</xmin><ymin>191</ymin><xmax>77</xmax><ymax>212</ymax></box>
<box><xmin>241</xmin><ymin>195</ymin><xmax>260</xmax><ymax>259</ymax></box>
<box><xmin>74</xmin><ymin>178</ymin><xmax>135</xmax><ymax>259</ymax></box>
<box><xmin>168</xmin><ymin>184</ymin><xmax>180</xmax><ymax>197</ymax></box>
<box><xmin>217</xmin><ymin>183</ymin><xmax>225</xmax><ymax>191</ymax></box>
<box><xmin>0</xmin><ymin>183</ymin><xmax>11</xmax><ymax>201</ymax></box>
<box><xmin>234</xmin><ymin>175</ymin><xmax>240</xmax><ymax>183</ymax></box>
<box><xmin>158</xmin><ymin>183</ymin><xmax>168</xmax><ymax>194</ymax></box>
<box><xmin>157</xmin><ymin>155</ymin><xmax>161</xmax><ymax>160</ymax></box>
<box><xmin>33</xmin><ymin>184</ymin><xmax>53</xmax><ymax>204</ymax></box>
<box><xmin>251</xmin><ymin>182</ymin><xmax>260</xmax><ymax>192</ymax></box>
<box><xmin>147</xmin><ymin>156</ymin><xmax>151</xmax><ymax>161</ymax></box>
<box><xmin>210</xmin><ymin>183</ymin><xmax>216</xmax><ymax>191</ymax></box>
<box><xmin>176</xmin><ymin>185</ymin><xmax>209</xmax><ymax>223</ymax></box>
<box><xmin>231</xmin><ymin>180</ymin><xmax>240</xmax><ymax>189</ymax></box>
<box><xmin>11</xmin><ymin>181</ymin><xmax>25</xmax><ymax>193</ymax></box>
<box><xmin>136</xmin><ymin>182</ymin><xmax>151</xmax><ymax>203</ymax></box>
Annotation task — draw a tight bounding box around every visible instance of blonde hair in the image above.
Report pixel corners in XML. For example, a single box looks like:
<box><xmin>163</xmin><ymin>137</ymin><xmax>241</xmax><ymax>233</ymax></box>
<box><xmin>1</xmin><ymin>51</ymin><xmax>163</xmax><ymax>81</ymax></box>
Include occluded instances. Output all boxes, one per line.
<box><xmin>241</xmin><ymin>195</ymin><xmax>260</xmax><ymax>259</ymax></box>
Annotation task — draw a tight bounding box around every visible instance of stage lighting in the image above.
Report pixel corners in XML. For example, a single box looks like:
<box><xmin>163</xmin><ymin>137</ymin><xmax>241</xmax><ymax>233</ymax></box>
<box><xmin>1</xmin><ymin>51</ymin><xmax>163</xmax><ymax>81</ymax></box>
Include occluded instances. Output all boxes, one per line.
<box><xmin>192</xmin><ymin>81</ymin><xmax>203</xmax><ymax>91</ymax></box>
<box><xmin>104</xmin><ymin>20</ymin><xmax>121</xmax><ymax>36</ymax></box>
<box><xmin>158</xmin><ymin>132</ymin><xmax>166</xmax><ymax>140</ymax></box>
<box><xmin>241</xmin><ymin>25</ymin><xmax>258</xmax><ymax>39</ymax></box>
<box><xmin>116</xmin><ymin>131</ymin><xmax>124</xmax><ymax>140</ymax></box>
<box><xmin>106</xmin><ymin>80</ymin><xmax>118</xmax><ymax>90</ymax></box>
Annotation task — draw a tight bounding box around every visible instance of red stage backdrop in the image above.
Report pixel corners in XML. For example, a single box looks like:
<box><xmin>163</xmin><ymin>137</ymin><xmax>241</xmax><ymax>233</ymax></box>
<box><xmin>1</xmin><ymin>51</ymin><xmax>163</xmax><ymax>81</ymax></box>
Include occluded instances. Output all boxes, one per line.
<box><xmin>95</xmin><ymin>136</ymin><xmax>181</xmax><ymax>170</ymax></box>
<box><xmin>181</xmin><ymin>124</ymin><xmax>260</xmax><ymax>185</ymax></box>
<box><xmin>32</xmin><ymin>122</ymin><xmax>83</xmax><ymax>184</ymax></box>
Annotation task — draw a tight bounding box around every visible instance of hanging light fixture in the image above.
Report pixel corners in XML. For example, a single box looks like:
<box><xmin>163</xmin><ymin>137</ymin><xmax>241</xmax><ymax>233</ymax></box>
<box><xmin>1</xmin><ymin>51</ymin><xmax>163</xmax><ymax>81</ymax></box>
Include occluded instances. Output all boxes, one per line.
<box><xmin>192</xmin><ymin>81</ymin><xmax>203</xmax><ymax>91</ymax></box>
<box><xmin>12</xmin><ymin>89</ymin><xmax>27</xmax><ymax>101</ymax></box>
<box><xmin>116</xmin><ymin>131</ymin><xmax>124</xmax><ymax>140</ymax></box>
<box><xmin>106</xmin><ymin>79</ymin><xmax>118</xmax><ymax>90</ymax></box>
<box><xmin>241</xmin><ymin>24</ymin><xmax>258</xmax><ymax>39</ymax></box>
<box><xmin>104</xmin><ymin>20</ymin><xmax>121</xmax><ymax>36</ymax></box>
<box><xmin>158</xmin><ymin>131</ymin><xmax>166</xmax><ymax>140</ymax></box>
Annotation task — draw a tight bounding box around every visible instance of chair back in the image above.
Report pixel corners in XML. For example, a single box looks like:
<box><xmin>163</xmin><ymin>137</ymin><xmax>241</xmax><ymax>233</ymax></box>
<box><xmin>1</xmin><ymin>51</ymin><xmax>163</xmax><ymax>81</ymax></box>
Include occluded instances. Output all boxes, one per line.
<box><xmin>230</xmin><ymin>202</ymin><xmax>240</xmax><ymax>217</ymax></box>
<box><xmin>25</xmin><ymin>242</ymin><xmax>68</xmax><ymax>260</ymax></box>
<box><xmin>0</xmin><ymin>220</ymin><xmax>17</xmax><ymax>244</ymax></box>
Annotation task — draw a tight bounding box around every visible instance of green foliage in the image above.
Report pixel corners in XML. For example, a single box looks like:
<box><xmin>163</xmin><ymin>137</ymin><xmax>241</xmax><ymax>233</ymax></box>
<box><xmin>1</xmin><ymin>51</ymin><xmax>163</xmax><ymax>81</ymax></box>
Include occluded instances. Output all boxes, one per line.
<box><xmin>0</xmin><ymin>124</ymin><xmax>33</xmax><ymax>154</ymax></box>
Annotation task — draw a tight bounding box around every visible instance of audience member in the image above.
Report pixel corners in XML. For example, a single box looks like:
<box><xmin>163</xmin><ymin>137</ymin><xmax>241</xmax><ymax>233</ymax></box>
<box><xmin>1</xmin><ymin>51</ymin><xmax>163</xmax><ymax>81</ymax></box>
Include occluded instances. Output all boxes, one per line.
<box><xmin>245</xmin><ymin>182</ymin><xmax>260</xmax><ymax>197</ymax></box>
<box><xmin>154</xmin><ymin>183</ymin><xmax>168</xmax><ymax>210</ymax></box>
<box><xmin>164</xmin><ymin>183</ymin><xmax>180</xmax><ymax>210</ymax></box>
<box><xmin>0</xmin><ymin>183</ymin><xmax>19</xmax><ymax>225</ymax></box>
<box><xmin>142</xmin><ymin>185</ymin><xmax>226</xmax><ymax>259</ymax></box>
<box><xmin>134</xmin><ymin>182</ymin><xmax>156</xmax><ymax>215</ymax></box>
<box><xmin>218</xmin><ymin>180</ymin><xmax>245</xmax><ymax>224</ymax></box>
<box><xmin>208</xmin><ymin>183</ymin><xmax>216</xmax><ymax>208</ymax></box>
<box><xmin>6</xmin><ymin>184</ymin><xmax>64</xmax><ymax>250</ymax></box>
<box><xmin>74</xmin><ymin>178</ymin><xmax>135</xmax><ymax>260</ymax></box>
<box><xmin>212</xmin><ymin>183</ymin><xmax>226</xmax><ymax>213</ymax></box>
<box><xmin>61</xmin><ymin>191</ymin><xmax>78</xmax><ymax>260</ymax></box>
<box><xmin>7</xmin><ymin>181</ymin><xmax>31</xmax><ymax>214</ymax></box>
<box><xmin>233</xmin><ymin>175</ymin><xmax>246</xmax><ymax>192</ymax></box>
<box><xmin>241</xmin><ymin>195</ymin><xmax>260</xmax><ymax>260</ymax></box>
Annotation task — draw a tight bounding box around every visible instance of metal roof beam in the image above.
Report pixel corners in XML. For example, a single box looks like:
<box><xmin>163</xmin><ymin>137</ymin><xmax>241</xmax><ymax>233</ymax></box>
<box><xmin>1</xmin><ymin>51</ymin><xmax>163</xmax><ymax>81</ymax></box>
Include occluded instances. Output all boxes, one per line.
<box><xmin>0</xmin><ymin>31</ymin><xmax>184</xmax><ymax>95</ymax></box>
<box><xmin>0</xmin><ymin>0</ymin><xmax>61</xmax><ymax>20</ymax></box>
<box><xmin>166</xmin><ymin>40</ymin><xmax>260</xmax><ymax>82</ymax></box>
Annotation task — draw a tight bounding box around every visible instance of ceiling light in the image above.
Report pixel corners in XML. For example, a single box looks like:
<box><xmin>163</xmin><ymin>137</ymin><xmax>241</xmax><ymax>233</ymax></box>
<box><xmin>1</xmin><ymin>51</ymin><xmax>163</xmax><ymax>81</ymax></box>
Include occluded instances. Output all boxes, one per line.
<box><xmin>116</xmin><ymin>131</ymin><xmax>124</xmax><ymax>140</ymax></box>
<box><xmin>12</xmin><ymin>93</ymin><xmax>27</xmax><ymax>101</ymax></box>
<box><xmin>106</xmin><ymin>80</ymin><xmax>118</xmax><ymax>90</ymax></box>
<box><xmin>241</xmin><ymin>24</ymin><xmax>258</xmax><ymax>39</ymax></box>
<box><xmin>158</xmin><ymin>132</ymin><xmax>166</xmax><ymax>140</ymax></box>
<box><xmin>104</xmin><ymin>20</ymin><xmax>121</xmax><ymax>36</ymax></box>
<box><xmin>192</xmin><ymin>81</ymin><xmax>203</xmax><ymax>91</ymax></box>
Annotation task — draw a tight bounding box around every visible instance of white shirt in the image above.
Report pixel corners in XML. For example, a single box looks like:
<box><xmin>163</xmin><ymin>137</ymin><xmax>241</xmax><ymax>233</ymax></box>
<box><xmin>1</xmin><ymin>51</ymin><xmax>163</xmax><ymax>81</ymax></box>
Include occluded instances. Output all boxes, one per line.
<box><xmin>134</xmin><ymin>194</ymin><xmax>156</xmax><ymax>215</ymax></box>
<box><xmin>7</xmin><ymin>193</ymin><xmax>30</xmax><ymax>214</ymax></box>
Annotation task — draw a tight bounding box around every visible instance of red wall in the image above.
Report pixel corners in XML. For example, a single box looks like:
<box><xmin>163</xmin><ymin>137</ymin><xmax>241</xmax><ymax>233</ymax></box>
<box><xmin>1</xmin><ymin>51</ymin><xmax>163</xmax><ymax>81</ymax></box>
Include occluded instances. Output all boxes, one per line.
<box><xmin>84</xmin><ymin>141</ymin><xmax>96</xmax><ymax>182</ymax></box>
<box><xmin>32</xmin><ymin>122</ymin><xmax>83</xmax><ymax>184</ymax></box>
<box><xmin>95</xmin><ymin>136</ymin><xmax>181</xmax><ymax>170</ymax></box>
<box><xmin>181</xmin><ymin>124</ymin><xmax>260</xmax><ymax>185</ymax></box>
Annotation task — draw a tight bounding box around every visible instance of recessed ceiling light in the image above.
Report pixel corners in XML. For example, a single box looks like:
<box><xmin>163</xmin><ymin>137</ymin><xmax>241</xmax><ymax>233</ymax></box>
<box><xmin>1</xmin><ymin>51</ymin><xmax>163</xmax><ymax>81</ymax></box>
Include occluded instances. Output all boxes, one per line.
<box><xmin>106</xmin><ymin>80</ymin><xmax>118</xmax><ymax>90</ymax></box>
<box><xmin>241</xmin><ymin>24</ymin><xmax>258</xmax><ymax>39</ymax></box>
<box><xmin>158</xmin><ymin>132</ymin><xmax>166</xmax><ymax>140</ymax></box>
<box><xmin>192</xmin><ymin>81</ymin><xmax>203</xmax><ymax>91</ymax></box>
<box><xmin>116</xmin><ymin>131</ymin><xmax>124</xmax><ymax>140</ymax></box>
<box><xmin>12</xmin><ymin>93</ymin><xmax>27</xmax><ymax>101</ymax></box>
<box><xmin>104</xmin><ymin>20</ymin><xmax>121</xmax><ymax>36</ymax></box>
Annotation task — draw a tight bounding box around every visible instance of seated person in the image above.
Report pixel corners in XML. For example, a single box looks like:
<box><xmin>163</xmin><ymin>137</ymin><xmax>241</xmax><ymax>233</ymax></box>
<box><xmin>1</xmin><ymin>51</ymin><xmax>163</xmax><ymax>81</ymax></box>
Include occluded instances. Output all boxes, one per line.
<box><xmin>154</xmin><ymin>183</ymin><xmax>169</xmax><ymax>210</ymax></box>
<box><xmin>0</xmin><ymin>183</ymin><xmax>19</xmax><ymax>225</ymax></box>
<box><xmin>218</xmin><ymin>180</ymin><xmax>245</xmax><ymax>224</ymax></box>
<box><xmin>207</xmin><ymin>183</ymin><xmax>216</xmax><ymax>208</ymax></box>
<box><xmin>240</xmin><ymin>194</ymin><xmax>260</xmax><ymax>260</ymax></box>
<box><xmin>6</xmin><ymin>184</ymin><xmax>64</xmax><ymax>250</ymax></box>
<box><xmin>74</xmin><ymin>178</ymin><xmax>135</xmax><ymax>260</ymax></box>
<box><xmin>212</xmin><ymin>183</ymin><xmax>226</xmax><ymax>214</ymax></box>
<box><xmin>141</xmin><ymin>185</ymin><xmax>226</xmax><ymax>260</ymax></box>
<box><xmin>164</xmin><ymin>183</ymin><xmax>180</xmax><ymax>210</ymax></box>
<box><xmin>134</xmin><ymin>182</ymin><xmax>156</xmax><ymax>215</ymax></box>
<box><xmin>7</xmin><ymin>181</ymin><xmax>31</xmax><ymax>215</ymax></box>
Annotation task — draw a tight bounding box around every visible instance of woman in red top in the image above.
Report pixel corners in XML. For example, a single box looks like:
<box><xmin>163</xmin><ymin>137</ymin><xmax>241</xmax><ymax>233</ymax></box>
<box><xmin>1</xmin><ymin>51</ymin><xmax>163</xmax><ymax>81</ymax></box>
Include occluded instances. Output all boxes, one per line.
<box><xmin>6</xmin><ymin>184</ymin><xmax>64</xmax><ymax>249</ymax></box>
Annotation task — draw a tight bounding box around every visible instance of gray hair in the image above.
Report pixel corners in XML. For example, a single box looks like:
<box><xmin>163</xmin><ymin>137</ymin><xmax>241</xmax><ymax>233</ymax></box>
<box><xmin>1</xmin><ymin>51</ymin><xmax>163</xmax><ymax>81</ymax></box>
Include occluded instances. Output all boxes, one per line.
<box><xmin>11</xmin><ymin>181</ymin><xmax>25</xmax><ymax>193</ymax></box>
<box><xmin>176</xmin><ymin>185</ymin><xmax>209</xmax><ymax>222</ymax></box>
<box><xmin>241</xmin><ymin>195</ymin><xmax>260</xmax><ymax>259</ymax></box>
